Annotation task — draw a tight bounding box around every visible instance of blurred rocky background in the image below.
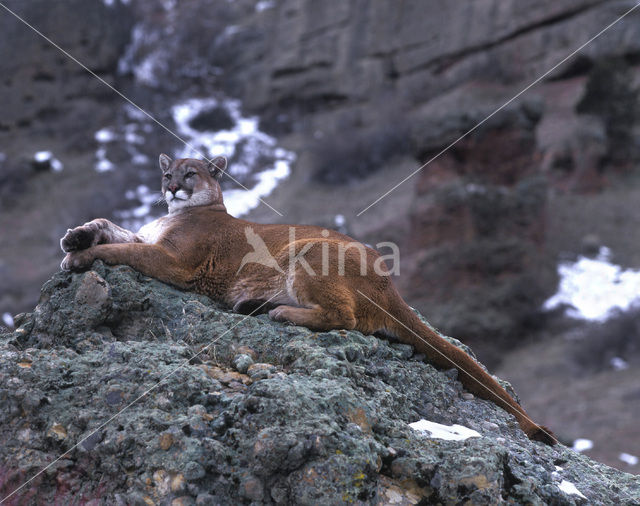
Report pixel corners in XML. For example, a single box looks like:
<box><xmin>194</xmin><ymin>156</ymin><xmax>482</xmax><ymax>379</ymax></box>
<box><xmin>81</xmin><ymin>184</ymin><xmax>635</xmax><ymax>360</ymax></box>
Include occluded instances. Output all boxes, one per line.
<box><xmin>1</xmin><ymin>0</ymin><xmax>640</xmax><ymax>476</ymax></box>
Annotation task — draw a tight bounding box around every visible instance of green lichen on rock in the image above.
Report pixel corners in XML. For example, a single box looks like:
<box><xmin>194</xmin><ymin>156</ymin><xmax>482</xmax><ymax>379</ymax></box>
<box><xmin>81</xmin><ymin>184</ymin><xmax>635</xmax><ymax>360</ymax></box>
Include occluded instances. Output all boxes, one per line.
<box><xmin>1</xmin><ymin>262</ymin><xmax>639</xmax><ymax>504</ymax></box>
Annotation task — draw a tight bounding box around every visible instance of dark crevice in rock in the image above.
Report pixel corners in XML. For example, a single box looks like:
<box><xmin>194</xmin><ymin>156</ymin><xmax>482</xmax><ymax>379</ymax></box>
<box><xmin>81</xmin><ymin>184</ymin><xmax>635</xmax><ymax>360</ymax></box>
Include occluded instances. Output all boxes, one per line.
<box><xmin>500</xmin><ymin>455</ymin><xmax>522</xmax><ymax>499</ymax></box>
<box><xmin>624</xmin><ymin>50</ymin><xmax>640</xmax><ymax>65</ymax></box>
<box><xmin>548</xmin><ymin>54</ymin><xmax>594</xmax><ymax>81</ymax></box>
<box><xmin>32</xmin><ymin>71</ymin><xmax>55</xmax><ymax>82</ymax></box>
<box><xmin>415</xmin><ymin>0</ymin><xmax>608</xmax><ymax>76</ymax></box>
<box><xmin>300</xmin><ymin>18</ymin><xmax>351</xmax><ymax>43</ymax></box>
<box><xmin>272</xmin><ymin>62</ymin><xmax>332</xmax><ymax>79</ymax></box>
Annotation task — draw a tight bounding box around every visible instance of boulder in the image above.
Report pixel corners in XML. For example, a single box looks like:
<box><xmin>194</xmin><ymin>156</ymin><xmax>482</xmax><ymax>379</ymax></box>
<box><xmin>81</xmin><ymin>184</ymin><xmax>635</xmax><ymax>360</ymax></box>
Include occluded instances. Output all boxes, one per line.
<box><xmin>0</xmin><ymin>262</ymin><xmax>638</xmax><ymax>503</ymax></box>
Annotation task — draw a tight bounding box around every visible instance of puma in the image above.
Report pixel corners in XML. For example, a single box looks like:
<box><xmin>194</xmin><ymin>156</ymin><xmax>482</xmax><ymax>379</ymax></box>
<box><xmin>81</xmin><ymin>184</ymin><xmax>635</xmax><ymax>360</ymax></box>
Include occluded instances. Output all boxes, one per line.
<box><xmin>61</xmin><ymin>154</ymin><xmax>556</xmax><ymax>445</ymax></box>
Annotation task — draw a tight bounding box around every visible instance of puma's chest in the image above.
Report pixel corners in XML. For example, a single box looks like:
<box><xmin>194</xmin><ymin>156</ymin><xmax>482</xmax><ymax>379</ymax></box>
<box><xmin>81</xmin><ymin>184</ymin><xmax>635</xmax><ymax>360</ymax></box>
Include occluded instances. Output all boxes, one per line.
<box><xmin>137</xmin><ymin>217</ymin><xmax>171</xmax><ymax>244</ymax></box>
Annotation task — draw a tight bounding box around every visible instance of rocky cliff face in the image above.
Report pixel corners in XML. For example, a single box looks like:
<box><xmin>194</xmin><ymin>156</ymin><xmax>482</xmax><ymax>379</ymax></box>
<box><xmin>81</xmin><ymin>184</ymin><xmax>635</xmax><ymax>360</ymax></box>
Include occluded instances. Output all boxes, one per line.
<box><xmin>0</xmin><ymin>0</ymin><xmax>135</xmax><ymax>316</ymax></box>
<box><xmin>1</xmin><ymin>263</ymin><xmax>639</xmax><ymax>504</ymax></box>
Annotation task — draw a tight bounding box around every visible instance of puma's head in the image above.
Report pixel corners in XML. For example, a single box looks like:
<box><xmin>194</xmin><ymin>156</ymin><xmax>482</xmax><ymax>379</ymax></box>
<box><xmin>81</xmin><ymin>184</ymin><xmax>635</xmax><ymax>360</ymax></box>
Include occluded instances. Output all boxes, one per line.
<box><xmin>159</xmin><ymin>154</ymin><xmax>227</xmax><ymax>214</ymax></box>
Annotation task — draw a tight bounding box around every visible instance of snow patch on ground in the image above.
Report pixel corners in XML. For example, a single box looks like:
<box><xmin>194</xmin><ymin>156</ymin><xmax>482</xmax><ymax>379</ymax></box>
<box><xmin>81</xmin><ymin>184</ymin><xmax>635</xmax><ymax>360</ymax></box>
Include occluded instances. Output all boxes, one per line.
<box><xmin>409</xmin><ymin>420</ymin><xmax>481</xmax><ymax>441</ymax></box>
<box><xmin>95</xmin><ymin>128</ymin><xmax>116</xmax><ymax>143</ymax></box>
<box><xmin>256</xmin><ymin>1</ymin><xmax>275</xmax><ymax>12</ymax></box>
<box><xmin>2</xmin><ymin>313</ymin><xmax>14</xmax><ymax>328</ymax></box>
<box><xmin>117</xmin><ymin>24</ymin><xmax>167</xmax><ymax>88</ymax></box>
<box><xmin>619</xmin><ymin>453</ymin><xmax>639</xmax><ymax>466</ymax></box>
<box><xmin>93</xmin><ymin>110</ymin><xmax>154</xmax><ymax>174</ymax></box>
<box><xmin>102</xmin><ymin>0</ymin><xmax>130</xmax><ymax>6</ymax></box>
<box><xmin>221</xmin><ymin>160</ymin><xmax>290</xmax><ymax>217</ymax></box>
<box><xmin>551</xmin><ymin>467</ymin><xmax>588</xmax><ymax>500</ymax></box>
<box><xmin>115</xmin><ymin>185</ymin><xmax>161</xmax><ymax>230</ymax></box>
<box><xmin>571</xmin><ymin>438</ymin><xmax>593</xmax><ymax>452</ymax></box>
<box><xmin>544</xmin><ymin>247</ymin><xmax>640</xmax><ymax>321</ymax></box>
<box><xmin>95</xmin><ymin>147</ymin><xmax>115</xmax><ymax>173</ymax></box>
<box><xmin>34</xmin><ymin>151</ymin><xmax>63</xmax><ymax>172</ymax></box>
<box><xmin>171</xmin><ymin>97</ymin><xmax>295</xmax><ymax>217</ymax></box>
<box><xmin>558</xmin><ymin>480</ymin><xmax>587</xmax><ymax>499</ymax></box>
<box><xmin>610</xmin><ymin>356</ymin><xmax>629</xmax><ymax>371</ymax></box>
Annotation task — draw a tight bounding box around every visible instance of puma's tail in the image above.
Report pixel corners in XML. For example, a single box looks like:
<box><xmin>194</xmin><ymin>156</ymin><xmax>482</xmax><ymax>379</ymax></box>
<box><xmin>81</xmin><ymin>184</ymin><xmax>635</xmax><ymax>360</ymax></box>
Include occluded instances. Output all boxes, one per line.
<box><xmin>386</xmin><ymin>301</ymin><xmax>557</xmax><ymax>445</ymax></box>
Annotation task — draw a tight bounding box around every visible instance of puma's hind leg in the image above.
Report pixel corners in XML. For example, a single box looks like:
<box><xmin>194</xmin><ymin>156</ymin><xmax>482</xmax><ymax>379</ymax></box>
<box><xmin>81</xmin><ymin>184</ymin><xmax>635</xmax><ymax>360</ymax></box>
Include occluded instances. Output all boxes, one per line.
<box><xmin>269</xmin><ymin>304</ymin><xmax>356</xmax><ymax>331</ymax></box>
<box><xmin>268</xmin><ymin>270</ymin><xmax>357</xmax><ymax>331</ymax></box>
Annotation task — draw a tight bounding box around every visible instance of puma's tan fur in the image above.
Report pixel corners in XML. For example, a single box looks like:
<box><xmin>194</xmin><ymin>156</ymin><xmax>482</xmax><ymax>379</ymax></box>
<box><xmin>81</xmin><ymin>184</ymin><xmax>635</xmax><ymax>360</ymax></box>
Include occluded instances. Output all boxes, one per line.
<box><xmin>61</xmin><ymin>155</ymin><xmax>556</xmax><ymax>445</ymax></box>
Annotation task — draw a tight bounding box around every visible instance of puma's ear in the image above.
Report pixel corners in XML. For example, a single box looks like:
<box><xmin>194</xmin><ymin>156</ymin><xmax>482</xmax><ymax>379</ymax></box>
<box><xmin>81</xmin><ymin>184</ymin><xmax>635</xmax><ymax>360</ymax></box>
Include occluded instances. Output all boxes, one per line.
<box><xmin>207</xmin><ymin>156</ymin><xmax>227</xmax><ymax>179</ymax></box>
<box><xmin>159</xmin><ymin>153</ymin><xmax>172</xmax><ymax>172</ymax></box>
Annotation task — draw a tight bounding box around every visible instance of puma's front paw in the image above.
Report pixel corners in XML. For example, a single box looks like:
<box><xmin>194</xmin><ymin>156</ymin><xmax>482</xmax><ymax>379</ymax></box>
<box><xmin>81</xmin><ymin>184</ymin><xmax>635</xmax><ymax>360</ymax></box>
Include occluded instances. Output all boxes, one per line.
<box><xmin>60</xmin><ymin>250</ymin><xmax>95</xmax><ymax>271</ymax></box>
<box><xmin>60</xmin><ymin>226</ymin><xmax>96</xmax><ymax>253</ymax></box>
<box><xmin>268</xmin><ymin>306</ymin><xmax>294</xmax><ymax>324</ymax></box>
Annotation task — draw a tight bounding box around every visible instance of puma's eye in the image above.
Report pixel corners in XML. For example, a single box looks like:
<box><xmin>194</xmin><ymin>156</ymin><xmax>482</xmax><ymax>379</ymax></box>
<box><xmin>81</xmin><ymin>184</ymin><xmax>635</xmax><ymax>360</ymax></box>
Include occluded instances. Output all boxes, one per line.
<box><xmin>185</xmin><ymin>171</ymin><xmax>197</xmax><ymax>178</ymax></box>
<box><xmin>164</xmin><ymin>173</ymin><xmax>172</xmax><ymax>180</ymax></box>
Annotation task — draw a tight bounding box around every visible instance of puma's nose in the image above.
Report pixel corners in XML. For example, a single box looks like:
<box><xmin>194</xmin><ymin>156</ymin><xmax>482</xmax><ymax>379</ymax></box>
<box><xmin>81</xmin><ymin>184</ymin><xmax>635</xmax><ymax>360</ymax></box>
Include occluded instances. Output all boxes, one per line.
<box><xmin>168</xmin><ymin>184</ymin><xmax>179</xmax><ymax>194</ymax></box>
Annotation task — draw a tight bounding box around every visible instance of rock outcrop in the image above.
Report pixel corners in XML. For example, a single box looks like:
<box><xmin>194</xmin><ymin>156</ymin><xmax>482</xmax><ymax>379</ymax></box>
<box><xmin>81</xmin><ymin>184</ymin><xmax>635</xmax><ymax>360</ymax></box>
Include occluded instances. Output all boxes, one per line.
<box><xmin>1</xmin><ymin>263</ymin><xmax>638</xmax><ymax>504</ymax></box>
